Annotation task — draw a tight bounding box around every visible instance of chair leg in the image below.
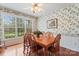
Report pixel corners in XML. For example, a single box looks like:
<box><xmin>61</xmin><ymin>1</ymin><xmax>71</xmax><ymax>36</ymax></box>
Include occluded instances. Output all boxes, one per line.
<box><xmin>49</xmin><ymin>51</ymin><xmax>51</xmax><ymax>56</ymax></box>
<box><xmin>29</xmin><ymin>50</ymin><xmax>31</xmax><ymax>56</ymax></box>
<box><xmin>23</xmin><ymin>46</ymin><xmax>26</xmax><ymax>55</ymax></box>
<box><xmin>23</xmin><ymin>46</ymin><xmax>29</xmax><ymax>56</ymax></box>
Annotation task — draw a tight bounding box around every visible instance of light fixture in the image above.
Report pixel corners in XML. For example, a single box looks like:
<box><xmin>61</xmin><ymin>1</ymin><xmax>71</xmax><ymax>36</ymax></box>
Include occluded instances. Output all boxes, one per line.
<box><xmin>31</xmin><ymin>3</ymin><xmax>42</xmax><ymax>13</ymax></box>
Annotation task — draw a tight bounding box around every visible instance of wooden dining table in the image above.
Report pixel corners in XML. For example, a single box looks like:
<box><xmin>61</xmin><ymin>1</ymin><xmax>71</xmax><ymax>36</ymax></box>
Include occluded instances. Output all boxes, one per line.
<box><xmin>34</xmin><ymin>36</ymin><xmax>55</xmax><ymax>55</ymax></box>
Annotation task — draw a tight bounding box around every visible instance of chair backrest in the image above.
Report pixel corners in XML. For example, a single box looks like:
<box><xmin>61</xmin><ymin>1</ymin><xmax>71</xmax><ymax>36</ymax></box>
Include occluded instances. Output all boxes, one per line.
<box><xmin>24</xmin><ymin>33</ymin><xmax>29</xmax><ymax>47</ymax></box>
<box><xmin>42</xmin><ymin>32</ymin><xmax>46</xmax><ymax>37</ymax></box>
<box><xmin>54</xmin><ymin>34</ymin><xmax>61</xmax><ymax>43</ymax></box>
<box><xmin>24</xmin><ymin>33</ymin><xmax>36</xmax><ymax>47</ymax></box>
<box><xmin>31</xmin><ymin>33</ymin><xmax>36</xmax><ymax>41</ymax></box>
<box><xmin>28</xmin><ymin>34</ymin><xmax>35</xmax><ymax>46</ymax></box>
<box><xmin>46</xmin><ymin>32</ymin><xmax>53</xmax><ymax>39</ymax></box>
<box><xmin>53</xmin><ymin>34</ymin><xmax>61</xmax><ymax>51</ymax></box>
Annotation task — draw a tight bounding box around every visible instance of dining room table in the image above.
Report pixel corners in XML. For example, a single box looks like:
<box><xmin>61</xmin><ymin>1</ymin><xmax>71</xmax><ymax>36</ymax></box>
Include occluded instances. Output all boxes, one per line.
<box><xmin>34</xmin><ymin>36</ymin><xmax>55</xmax><ymax>56</ymax></box>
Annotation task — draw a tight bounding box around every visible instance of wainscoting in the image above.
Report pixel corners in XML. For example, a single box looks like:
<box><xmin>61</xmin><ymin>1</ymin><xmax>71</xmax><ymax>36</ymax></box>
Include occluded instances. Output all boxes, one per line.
<box><xmin>60</xmin><ymin>35</ymin><xmax>79</xmax><ymax>52</ymax></box>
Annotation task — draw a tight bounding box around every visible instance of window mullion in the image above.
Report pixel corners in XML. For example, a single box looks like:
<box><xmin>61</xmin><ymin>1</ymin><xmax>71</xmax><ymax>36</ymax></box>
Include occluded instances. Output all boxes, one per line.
<box><xmin>15</xmin><ymin>17</ymin><xmax>18</xmax><ymax>38</ymax></box>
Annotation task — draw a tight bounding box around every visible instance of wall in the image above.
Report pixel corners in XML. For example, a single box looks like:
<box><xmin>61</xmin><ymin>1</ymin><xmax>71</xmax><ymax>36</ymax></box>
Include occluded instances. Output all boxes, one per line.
<box><xmin>32</xmin><ymin>18</ymin><xmax>38</xmax><ymax>32</ymax></box>
<box><xmin>38</xmin><ymin>4</ymin><xmax>79</xmax><ymax>51</ymax></box>
<box><xmin>60</xmin><ymin>35</ymin><xmax>79</xmax><ymax>51</ymax></box>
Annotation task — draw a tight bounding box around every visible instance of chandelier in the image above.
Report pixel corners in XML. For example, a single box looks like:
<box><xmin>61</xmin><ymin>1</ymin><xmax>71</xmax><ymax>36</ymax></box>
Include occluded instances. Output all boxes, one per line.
<box><xmin>31</xmin><ymin>3</ymin><xmax>42</xmax><ymax>13</ymax></box>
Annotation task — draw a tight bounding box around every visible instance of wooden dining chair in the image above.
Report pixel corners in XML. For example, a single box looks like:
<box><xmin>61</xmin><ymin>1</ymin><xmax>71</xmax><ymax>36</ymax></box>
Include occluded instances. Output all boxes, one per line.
<box><xmin>23</xmin><ymin>33</ymin><xmax>29</xmax><ymax>55</ymax></box>
<box><xmin>23</xmin><ymin>33</ymin><xmax>43</xmax><ymax>56</ymax></box>
<box><xmin>48</xmin><ymin>34</ymin><xmax>61</xmax><ymax>56</ymax></box>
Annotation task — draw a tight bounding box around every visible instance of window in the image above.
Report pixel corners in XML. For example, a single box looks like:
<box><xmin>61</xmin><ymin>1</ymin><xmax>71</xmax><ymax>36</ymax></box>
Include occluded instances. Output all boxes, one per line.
<box><xmin>1</xmin><ymin>13</ymin><xmax>32</xmax><ymax>40</ymax></box>
<box><xmin>4</xmin><ymin>15</ymin><xmax>16</xmax><ymax>39</ymax></box>
<box><xmin>26</xmin><ymin>20</ymin><xmax>32</xmax><ymax>33</ymax></box>
<box><xmin>16</xmin><ymin>18</ymin><xmax>25</xmax><ymax>36</ymax></box>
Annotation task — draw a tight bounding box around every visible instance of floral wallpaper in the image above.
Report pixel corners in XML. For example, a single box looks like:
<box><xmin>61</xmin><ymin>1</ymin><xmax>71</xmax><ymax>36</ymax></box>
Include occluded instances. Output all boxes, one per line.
<box><xmin>50</xmin><ymin>4</ymin><xmax>79</xmax><ymax>36</ymax></box>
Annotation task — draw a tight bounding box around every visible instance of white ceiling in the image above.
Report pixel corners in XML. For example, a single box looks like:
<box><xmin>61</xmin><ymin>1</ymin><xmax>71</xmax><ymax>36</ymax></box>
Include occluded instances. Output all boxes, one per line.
<box><xmin>0</xmin><ymin>3</ymin><xmax>73</xmax><ymax>17</ymax></box>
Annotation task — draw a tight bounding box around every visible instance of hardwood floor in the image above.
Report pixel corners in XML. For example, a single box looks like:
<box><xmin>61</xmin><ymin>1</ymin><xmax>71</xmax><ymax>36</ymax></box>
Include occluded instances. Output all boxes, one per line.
<box><xmin>0</xmin><ymin>43</ymin><xmax>79</xmax><ymax>56</ymax></box>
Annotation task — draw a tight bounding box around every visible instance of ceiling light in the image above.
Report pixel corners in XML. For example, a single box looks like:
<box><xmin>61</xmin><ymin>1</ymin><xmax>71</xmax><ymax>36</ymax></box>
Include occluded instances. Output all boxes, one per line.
<box><xmin>31</xmin><ymin>3</ymin><xmax>42</xmax><ymax>13</ymax></box>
